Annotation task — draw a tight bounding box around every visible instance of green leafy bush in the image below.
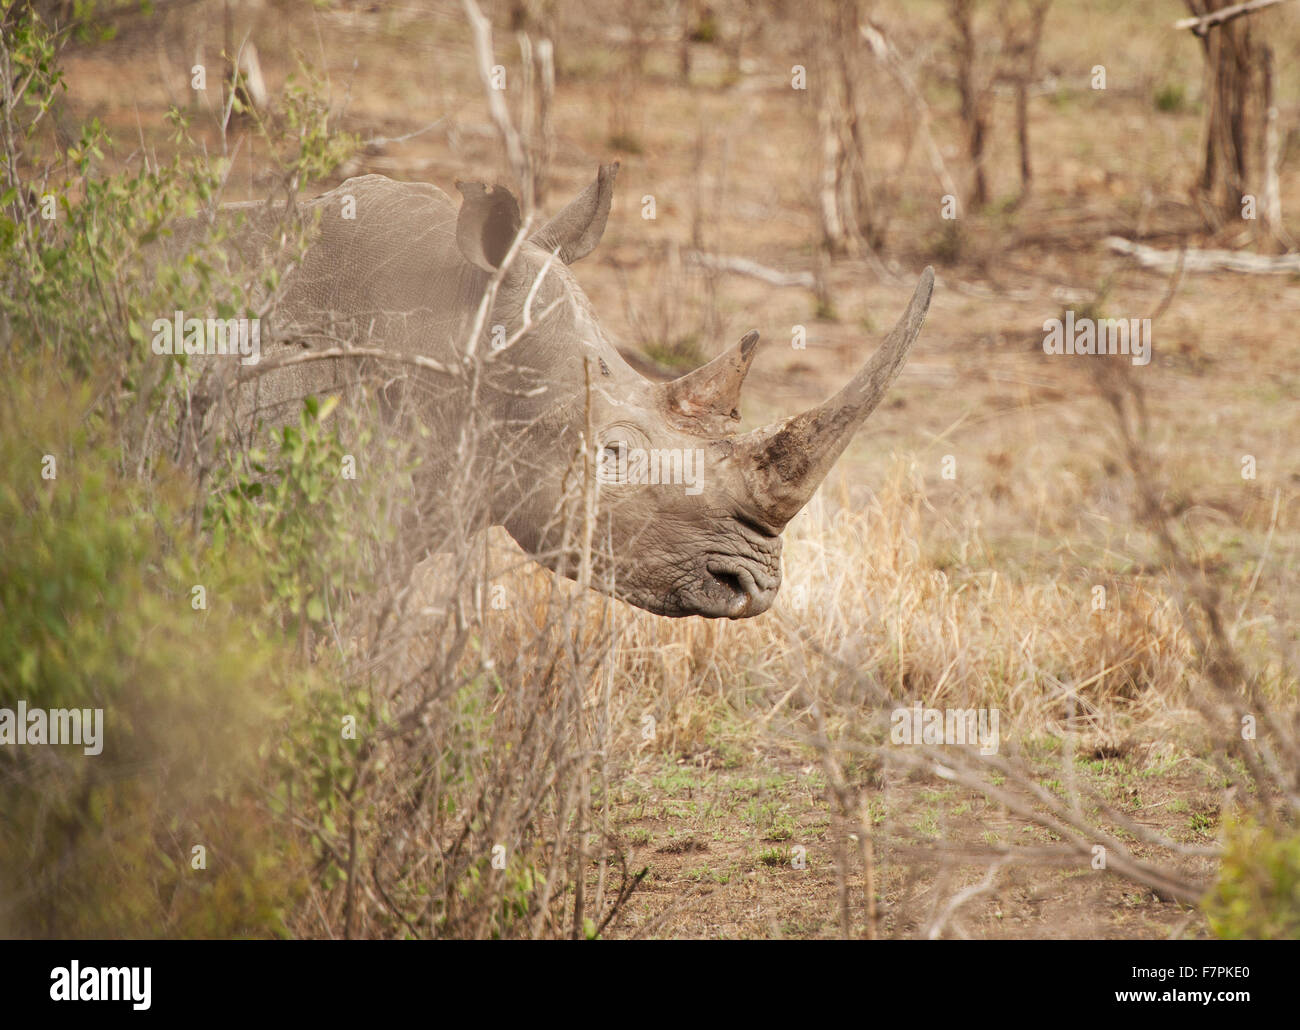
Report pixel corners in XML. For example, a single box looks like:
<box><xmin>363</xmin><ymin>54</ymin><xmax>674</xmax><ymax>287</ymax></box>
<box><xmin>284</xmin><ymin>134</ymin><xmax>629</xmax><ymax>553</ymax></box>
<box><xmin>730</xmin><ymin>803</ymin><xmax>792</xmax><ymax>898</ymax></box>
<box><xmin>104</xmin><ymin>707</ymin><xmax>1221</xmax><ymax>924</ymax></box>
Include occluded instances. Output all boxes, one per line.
<box><xmin>1205</xmin><ymin>817</ymin><xmax>1300</xmax><ymax>940</ymax></box>
<box><xmin>0</xmin><ymin>3</ymin><xmax>634</xmax><ymax>940</ymax></box>
<box><xmin>0</xmin><ymin>364</ymin><xmax>310</xmax><ymax>936</ymax></box>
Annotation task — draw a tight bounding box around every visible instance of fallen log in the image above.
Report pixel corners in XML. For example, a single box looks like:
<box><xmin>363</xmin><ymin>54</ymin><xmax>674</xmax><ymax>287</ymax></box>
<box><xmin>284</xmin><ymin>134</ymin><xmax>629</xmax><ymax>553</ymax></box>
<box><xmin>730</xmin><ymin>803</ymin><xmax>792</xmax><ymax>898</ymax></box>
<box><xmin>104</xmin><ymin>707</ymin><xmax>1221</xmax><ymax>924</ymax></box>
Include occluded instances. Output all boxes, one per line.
<box><xmin>686</xmin><ymin>251</ymin><xmax>816</xmax><ymax>289</ymax></box>
<box><xmin>1105</xmin><ymin>236</ymin><xmax>1300</xmax><ymax>274</ymax></box>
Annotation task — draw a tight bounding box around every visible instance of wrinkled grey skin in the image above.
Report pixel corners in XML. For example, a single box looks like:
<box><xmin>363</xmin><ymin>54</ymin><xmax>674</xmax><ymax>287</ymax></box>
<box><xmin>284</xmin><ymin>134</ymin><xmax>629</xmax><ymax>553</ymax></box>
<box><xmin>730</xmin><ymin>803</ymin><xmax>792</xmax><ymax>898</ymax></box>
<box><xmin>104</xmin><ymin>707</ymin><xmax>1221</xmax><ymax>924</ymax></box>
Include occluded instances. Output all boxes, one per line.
<box><xmin>219</xmin><ymin>167</ymin><xmax>934</xmax><ymax>619</ymax></box>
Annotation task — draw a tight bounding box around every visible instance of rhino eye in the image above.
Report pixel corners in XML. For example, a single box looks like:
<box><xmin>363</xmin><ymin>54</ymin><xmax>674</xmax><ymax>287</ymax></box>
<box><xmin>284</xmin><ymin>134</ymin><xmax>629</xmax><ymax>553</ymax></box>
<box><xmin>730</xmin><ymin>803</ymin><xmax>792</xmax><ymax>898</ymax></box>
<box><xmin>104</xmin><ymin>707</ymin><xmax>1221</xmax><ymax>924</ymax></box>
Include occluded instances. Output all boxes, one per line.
<box><xmin>597</xmin><ymin>442</ymin><xmax>628</xmax><ymax>482</ymax></box>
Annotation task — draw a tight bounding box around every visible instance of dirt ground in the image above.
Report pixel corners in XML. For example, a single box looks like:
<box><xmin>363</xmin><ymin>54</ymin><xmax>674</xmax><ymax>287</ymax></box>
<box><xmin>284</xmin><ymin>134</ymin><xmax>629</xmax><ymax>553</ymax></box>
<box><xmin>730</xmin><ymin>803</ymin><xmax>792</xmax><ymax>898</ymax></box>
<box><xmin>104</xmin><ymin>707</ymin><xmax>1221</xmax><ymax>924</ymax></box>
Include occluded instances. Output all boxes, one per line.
<box><xmin>593</xmin><ymin>745</ymin><xmax>1221</xmax><ymax>938</ymax></box>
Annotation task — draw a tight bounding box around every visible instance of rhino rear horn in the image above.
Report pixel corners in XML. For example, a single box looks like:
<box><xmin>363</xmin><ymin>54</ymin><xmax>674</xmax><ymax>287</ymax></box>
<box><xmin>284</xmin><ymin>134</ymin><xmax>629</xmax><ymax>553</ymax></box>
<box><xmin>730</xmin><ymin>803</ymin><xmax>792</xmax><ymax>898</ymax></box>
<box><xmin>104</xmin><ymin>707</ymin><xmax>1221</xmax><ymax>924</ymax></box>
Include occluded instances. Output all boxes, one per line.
<box><xmin>532</xmin><ymin>162</ymin><xmax>619</xmax><ymax>264</ymax></box>
<box><xmin>455</xmin><ymin>181</ymin><xmax>522</xmax><ymax>272</ymax></box>
<box><xmin>661</xmin><ymin>330</ymin><xmax>760</xmax><ymax>429</ymax></box>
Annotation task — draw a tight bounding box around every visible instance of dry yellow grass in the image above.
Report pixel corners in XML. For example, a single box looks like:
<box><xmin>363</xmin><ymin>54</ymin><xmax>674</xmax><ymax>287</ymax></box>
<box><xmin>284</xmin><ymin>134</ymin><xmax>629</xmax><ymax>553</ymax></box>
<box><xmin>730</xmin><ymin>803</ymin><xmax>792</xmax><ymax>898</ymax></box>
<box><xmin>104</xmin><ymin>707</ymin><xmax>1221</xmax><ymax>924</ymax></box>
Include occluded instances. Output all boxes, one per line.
<box><xmin>424</xmin><ymin>456</ymin><xmax>1199</xmax><ymax>765</ymax></box>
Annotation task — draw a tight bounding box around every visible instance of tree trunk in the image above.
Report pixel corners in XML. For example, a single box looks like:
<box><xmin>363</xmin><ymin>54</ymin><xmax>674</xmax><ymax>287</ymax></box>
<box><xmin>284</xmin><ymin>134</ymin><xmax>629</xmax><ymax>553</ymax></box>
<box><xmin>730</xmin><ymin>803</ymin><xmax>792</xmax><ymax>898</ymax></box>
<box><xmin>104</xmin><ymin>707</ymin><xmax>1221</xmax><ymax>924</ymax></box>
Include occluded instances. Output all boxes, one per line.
<box><xmin>950</xmin><ymin>0</ymin><xmax>990</xmax><ymax>209</ymax></box>
<box><xmin>1184</xmin><ymin>0</ymin><xmax>1270</xmax><ymax>229</ymax></box>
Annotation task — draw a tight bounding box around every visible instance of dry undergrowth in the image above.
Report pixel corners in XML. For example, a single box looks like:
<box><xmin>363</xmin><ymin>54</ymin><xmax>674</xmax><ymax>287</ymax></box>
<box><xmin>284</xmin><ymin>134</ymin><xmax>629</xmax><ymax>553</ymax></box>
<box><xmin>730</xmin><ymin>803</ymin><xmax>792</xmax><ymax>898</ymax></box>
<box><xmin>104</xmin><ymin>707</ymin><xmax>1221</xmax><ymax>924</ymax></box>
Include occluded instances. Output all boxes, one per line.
<box><xmin>458</xmin><ymin>460</ymin><xmax>1197</xmax><ymax>758</ymax></box>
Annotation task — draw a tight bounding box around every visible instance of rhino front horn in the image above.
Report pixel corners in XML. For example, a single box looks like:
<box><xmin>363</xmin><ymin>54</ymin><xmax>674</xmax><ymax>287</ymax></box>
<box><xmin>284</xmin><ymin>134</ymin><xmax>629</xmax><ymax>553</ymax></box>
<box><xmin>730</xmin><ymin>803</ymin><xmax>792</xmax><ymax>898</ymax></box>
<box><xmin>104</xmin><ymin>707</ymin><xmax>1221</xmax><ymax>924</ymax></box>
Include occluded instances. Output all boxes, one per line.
<box><xmin>735</xmin><ymin>268</ymin><xmax>934</xmax><ymax>528</ymax></box>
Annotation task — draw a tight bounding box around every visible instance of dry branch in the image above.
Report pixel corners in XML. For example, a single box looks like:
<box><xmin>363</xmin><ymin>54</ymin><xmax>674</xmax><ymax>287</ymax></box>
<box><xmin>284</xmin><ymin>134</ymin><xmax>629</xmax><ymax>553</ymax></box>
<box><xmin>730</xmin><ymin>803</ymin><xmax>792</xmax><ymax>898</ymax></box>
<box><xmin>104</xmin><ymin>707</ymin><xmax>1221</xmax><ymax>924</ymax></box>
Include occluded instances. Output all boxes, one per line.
<box><xmin>463</xmin><ymin>0</ymin><xmax>534</xmax><ymax>212</ymax></box>
<box><xmin>686</xmin><ymin>251</ymin><xmax>816</xmax><ymax>289</ymax></box>
<box><xmin>860</xmin><ymin>21</ymin><xmax>960</xmax><ymax>204</ymax></box>
<box><xmin>236</xmin><ymin>344</ymin><xmax>459</xmax><ymax>381</ymax></box>
<box><xmin>1105</xmin><ymin>236</ymin><xmax>1300</xmax><ymax>273</ymax></box>
<box><xmin>363</xmin><ymin>117</ymin><xmax>448</xmax><ymax>149</ymax></box>
<box><xmin>1175</xmin><ymin>0</ymin><xmax>1294</xmax><ymax>34</ymax></box>
<box><xmin>925</xmin><ymin>855</ymin><xmax>1012</xmax><ymax>939</ymax></box>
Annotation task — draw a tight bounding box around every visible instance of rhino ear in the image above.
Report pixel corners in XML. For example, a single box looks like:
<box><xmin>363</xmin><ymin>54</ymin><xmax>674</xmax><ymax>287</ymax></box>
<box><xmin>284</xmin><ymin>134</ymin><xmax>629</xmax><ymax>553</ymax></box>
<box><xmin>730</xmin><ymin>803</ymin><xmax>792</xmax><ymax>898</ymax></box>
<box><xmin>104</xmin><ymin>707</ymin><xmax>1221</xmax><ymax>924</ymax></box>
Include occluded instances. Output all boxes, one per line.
<box><xmin>455</xmin><ymin>181</ymin><xmax>522</xmax><ymax>272</ymax></box>
<box><xmin>531</xmin><ymin>162</ymin><xmax>619</xmax><ymax>265</ymax></box>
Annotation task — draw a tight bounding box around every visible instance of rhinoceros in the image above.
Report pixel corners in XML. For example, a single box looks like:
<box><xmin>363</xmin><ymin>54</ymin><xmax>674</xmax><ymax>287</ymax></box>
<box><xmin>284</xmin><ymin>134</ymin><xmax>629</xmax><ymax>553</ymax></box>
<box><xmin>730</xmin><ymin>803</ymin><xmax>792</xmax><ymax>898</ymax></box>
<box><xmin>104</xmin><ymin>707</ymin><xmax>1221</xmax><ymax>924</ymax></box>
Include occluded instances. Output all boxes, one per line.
<box><xmin>215</xmin><ymin>164</ymin><xmax>933</xmax><ymax>619</ymax></box>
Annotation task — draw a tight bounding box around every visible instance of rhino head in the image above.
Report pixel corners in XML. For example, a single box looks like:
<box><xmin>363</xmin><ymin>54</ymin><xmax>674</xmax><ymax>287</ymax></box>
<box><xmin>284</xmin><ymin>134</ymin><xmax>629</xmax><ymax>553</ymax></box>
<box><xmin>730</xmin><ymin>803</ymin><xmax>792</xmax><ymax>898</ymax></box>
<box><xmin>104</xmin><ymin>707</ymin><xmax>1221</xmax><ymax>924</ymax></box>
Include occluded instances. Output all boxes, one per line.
<box><xmin>445</xmin><ymin>164</ymin><xmax>934</xmax><ymax>620</ymax></box>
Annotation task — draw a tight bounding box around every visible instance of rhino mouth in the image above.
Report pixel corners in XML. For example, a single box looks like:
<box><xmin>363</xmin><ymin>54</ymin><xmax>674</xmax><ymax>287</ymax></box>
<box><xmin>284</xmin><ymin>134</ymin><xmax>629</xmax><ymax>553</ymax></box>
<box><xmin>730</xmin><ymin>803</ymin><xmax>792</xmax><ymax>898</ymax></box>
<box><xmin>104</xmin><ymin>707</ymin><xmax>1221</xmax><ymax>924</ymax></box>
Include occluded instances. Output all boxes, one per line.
<box><xmin>697</xmin><ymin>557</ymin><xmax>778</xmax><ymax>619</ymax></box>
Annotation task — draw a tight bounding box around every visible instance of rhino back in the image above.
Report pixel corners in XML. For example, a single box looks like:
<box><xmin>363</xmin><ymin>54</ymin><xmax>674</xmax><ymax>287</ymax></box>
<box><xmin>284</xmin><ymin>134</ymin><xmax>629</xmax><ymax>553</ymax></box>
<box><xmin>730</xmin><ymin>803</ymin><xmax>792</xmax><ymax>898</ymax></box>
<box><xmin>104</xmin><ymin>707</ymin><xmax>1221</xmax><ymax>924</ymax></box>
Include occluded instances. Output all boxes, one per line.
<box><xmin>287</xmin><ymin>174</ymin><xmax>479</xmax><ymax>358</ymax></box>
<box><xmin>232</xmin><ymin>175</ymin><xmax>488</xmax><ymax>430</ymax></box>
